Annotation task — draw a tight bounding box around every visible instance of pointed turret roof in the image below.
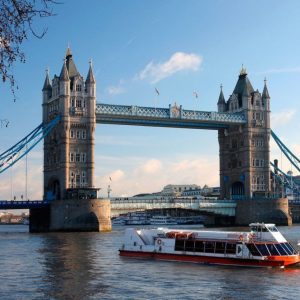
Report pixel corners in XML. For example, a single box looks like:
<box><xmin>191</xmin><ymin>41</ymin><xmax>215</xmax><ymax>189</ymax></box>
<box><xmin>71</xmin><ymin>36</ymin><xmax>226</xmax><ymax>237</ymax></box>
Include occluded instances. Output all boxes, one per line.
<box><xmin>217</xmin><ymin>85</ymin><xmax>225</xmax><ymax>104</ymax></box>
<box><xmin>66</xmin><ymin>46</ymin><xmax>72</xmax><ymax>59</ymax></box>
<box><xmin>59</xmin><ymin>59</ymin><xmax>69</xmax><ymax>81</ymax></box>
<box><xmin>262</xmin><ymin>78</ymin><xmax>270</xmax><ymax>99</ymax></box>
<box><xmin>42</xmin><ymin>69</ymin><xmax>52</xmax><ymax>91</ymax></box>
<box><xmin>65</xmin><ymin>46</ymin><xmax>79</xmax><ymax>78</ymax></box>
<box><xmin>232</xmin><ymin>67</ymin><xmax>254</xmax><ymax>105</ymax></box>
<box><xmin>86</xmin><ymin>60</ymin><xmax>96</xmax><ymax>84</ymax></box>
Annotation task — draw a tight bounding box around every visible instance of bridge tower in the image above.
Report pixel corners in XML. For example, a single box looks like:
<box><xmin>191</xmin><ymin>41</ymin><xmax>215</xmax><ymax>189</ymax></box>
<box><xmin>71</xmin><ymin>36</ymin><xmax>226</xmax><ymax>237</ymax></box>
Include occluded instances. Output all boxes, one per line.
<box><xmin>43</xmin><ymin>47</ymin><xmax>95</xmax><ymax>200</ymax></box>
<box><xmin>218</xmin><ymin>68</ymin><xmax>291</xmax><ymax>225</ymax></box>
<box><xmin>218</xmin><ymin>68</ymin><xmax>271</xmax><ymax>199</ymax></box>
<box><xmin>32</xmin><ymin>48</ymin><xmax>111</xmax><ymax>232</ymax></box>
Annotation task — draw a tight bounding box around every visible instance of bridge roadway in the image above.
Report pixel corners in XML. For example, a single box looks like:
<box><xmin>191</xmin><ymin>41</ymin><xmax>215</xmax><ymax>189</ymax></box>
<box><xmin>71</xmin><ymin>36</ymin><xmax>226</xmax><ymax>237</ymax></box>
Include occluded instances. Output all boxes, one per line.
<box><xmin>0</xmin><ymin>198</ymin><xmax>236</xmax><ymax>217</ymax></box>
<box><xmin>0</xmin><ymin>200</ymin><xmax>50</xmax><ymax>209</ymax></box>
<box><xmin>95</xmin><ymin>103</ymin><xmax>246</xmax><ymax>129</ymax></box>
<box><xmin>110</xmin><ymin>198</ymin><xmax>237</xmax><ymax>217</ymax></box>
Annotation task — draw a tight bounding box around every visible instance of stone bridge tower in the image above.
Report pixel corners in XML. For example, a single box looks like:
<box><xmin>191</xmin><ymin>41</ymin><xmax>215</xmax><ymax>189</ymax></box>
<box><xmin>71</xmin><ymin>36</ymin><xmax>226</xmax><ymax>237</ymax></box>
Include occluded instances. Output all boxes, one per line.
<box><xmin>33</xmin><ymin>48</ymin><xmax>111</xmax><ymax>232</ymax></box>
<box><xmin>218</xmin><ymin>68</ymin><xmax>271</xmax><ymax>199</ymax></box>
<box><xmin>42</xmin><ymin>47</ymin><xmax>96</xmax><ymax>200</ymax></box>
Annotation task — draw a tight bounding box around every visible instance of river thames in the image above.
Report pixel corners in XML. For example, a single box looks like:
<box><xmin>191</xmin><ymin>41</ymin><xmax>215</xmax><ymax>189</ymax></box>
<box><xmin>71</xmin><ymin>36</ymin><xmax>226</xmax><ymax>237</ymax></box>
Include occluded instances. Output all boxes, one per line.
<box><xmin>1</xmin><ymin>224</ymin><xmax>300</xmax><ymax>300</ymax></box>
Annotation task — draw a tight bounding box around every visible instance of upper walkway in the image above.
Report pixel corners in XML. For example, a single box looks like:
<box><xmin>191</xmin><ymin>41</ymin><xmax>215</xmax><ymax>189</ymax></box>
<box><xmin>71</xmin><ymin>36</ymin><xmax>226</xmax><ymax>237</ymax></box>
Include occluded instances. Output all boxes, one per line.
<box><xmin>96</xmin><ymin>103</ymin><xmax>246</xmax><ymax>130</ymax></box>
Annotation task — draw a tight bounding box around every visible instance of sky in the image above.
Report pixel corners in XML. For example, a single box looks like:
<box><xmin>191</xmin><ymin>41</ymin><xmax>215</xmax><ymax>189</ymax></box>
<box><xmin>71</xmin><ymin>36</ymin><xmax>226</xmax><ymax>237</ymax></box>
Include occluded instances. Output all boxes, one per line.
<box><xmin>1</xmin><ymin>0</ymin><xmax>300</xmax><ymax>200</ymax></box>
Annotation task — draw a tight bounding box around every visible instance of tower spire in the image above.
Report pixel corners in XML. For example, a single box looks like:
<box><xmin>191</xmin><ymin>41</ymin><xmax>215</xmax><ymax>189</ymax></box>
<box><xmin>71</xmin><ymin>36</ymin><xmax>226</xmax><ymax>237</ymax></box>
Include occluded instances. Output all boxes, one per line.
<box><xmin>86</xmin><ymin>59</ymin><xmax>96</xmax><ymax>84</ymax></box>
<box><xmin>262</xmin><ymin>77</ymin><xmax>270</xmax><ymax>99</ymax></box>
<box><xmin>42</xmin><ymin>68</ymin><xmax>52</xmax><ymax>90</ymax></box>
<box><xmin>217</xmin><ymin>84</ymin><xmax>225</xmax><ymax>104</ymax></box>
<box><xmin>59</xmin><ymin>59</ymin><xmax>69</xmax><ymax>81</ymax></box>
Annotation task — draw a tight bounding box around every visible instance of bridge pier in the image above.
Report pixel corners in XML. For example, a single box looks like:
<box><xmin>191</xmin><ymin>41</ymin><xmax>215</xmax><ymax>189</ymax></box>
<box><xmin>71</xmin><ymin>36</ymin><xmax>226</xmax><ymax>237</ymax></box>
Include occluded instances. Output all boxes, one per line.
<box><xmin>30</xmin><ymin>199</ymin><xmax>111</xmax><ymax>233</ymax></box>
<box><xmin>235</xmin><ymin>197</ymin><xmax>291</xmax><ymax>226</ymax></box>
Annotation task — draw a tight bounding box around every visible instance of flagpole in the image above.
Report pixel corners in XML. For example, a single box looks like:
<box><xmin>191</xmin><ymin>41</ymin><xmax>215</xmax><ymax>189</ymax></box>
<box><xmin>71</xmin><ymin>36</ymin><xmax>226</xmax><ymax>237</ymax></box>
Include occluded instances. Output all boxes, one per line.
<box><xmin>193</xmin><ymin>91</ymin><xmax>198</xmax><ymax>118</ymax></box>
<box><xmin>155</xmin><ymin>88</ymin><xmax>159</xmax><ymax>115</ymax></box>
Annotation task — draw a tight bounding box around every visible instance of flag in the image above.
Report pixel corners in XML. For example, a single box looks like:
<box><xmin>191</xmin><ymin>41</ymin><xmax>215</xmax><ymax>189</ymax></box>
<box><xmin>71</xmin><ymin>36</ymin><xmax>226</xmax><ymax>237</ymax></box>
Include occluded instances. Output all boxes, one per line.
<box><xmin>155</xmin><ymin>88</ymin><xmax>160</xmax><ymax>96</ymax></box>
<box><xmin>193</xmin><ymin>91</ymin><xmax>198</xmax><ymax>98</ymax></box>
<box><xmin>109</xmin><ymin>177</ymin><xmax>112</xmax><ymax>181</ymax></box>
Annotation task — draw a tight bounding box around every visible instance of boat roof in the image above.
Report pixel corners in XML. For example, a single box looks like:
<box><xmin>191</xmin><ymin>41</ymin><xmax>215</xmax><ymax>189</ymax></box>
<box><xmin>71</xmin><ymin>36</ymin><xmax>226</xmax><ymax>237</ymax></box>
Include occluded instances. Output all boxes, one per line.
<box><xmin>249</xmin><ymin>223</ymin><xmax>276</xmax><ymax>227</ymax></box>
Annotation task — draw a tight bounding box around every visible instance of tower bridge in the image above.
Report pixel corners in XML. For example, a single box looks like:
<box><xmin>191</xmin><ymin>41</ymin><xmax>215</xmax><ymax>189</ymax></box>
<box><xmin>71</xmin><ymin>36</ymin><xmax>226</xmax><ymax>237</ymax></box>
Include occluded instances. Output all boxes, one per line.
<box><xmin>0</xmin><ymin>48</ymin><xmax>297</xmax><ymax>231</ymax></box>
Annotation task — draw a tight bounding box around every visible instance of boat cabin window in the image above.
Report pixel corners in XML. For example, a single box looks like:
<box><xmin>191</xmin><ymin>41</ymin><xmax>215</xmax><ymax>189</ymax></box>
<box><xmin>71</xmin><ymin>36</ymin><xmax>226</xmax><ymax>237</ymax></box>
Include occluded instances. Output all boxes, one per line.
<box><xmin>195</xmin><ymin>241</ymin><xmax>204</xmax><ymax>252</ymax></box>
<box><xmin>225</xmin><ymin>243</ymin><xmax>236</xmax><ymax>254</ymax></box>
<box><xmin>175</xmin><ymin>240</ymin><xmax>239</xmax><ymax>255</ymax></box>
<box><xmin>204</xmin><ymin>242</ymin><xmax>215</xmax><ymax>253</ymax></box>
<box><xmin>175</xmin><ymin>239</ymin><xmax>185</xmax><ymax>251</ymax></box>
<box><xmin>215</xmin><ymin>242</ymin><xmax>226</xmax><ymax>254</ymax></box>
<box><xmin>255</xmin><ymin>244</ymin><xmax>270</xmax><ymax>256</ymax></box>
<box><xmin>281</xmin><ymin>243</ymin><xmax>292</xmax><ymax>255</ymax></box>
<box><xmin>250</xmin><ymin>225</ymin><xmax>268</xmax><ymax>232</ymax></box>
<box><xmin>185</xmin><ymin>240</ymin><xmax>195</xmax><ymax>251</ymax></box>
<box><xmin>274</xmin><ymin>244</ymin><xmax>288</xmax><ymax>256</ymax></box>
<box><xmin>282</xmin><ymin>242</ymin><xmax>297</xmax><ymax>255</ymax></box>
<box><xmin>267</xmin><ymin>226</ymin><xmax>278</xmax><ymax>232</ymax></box>
<box><xmin>246</xmin><ymin>243</ymin><xmax>261</xmax><ymax>256</ymax></box>
<box><xmin>266</xmin><ymin>244</ymin><xmax>280</xmax><ymax>255</ymax></box>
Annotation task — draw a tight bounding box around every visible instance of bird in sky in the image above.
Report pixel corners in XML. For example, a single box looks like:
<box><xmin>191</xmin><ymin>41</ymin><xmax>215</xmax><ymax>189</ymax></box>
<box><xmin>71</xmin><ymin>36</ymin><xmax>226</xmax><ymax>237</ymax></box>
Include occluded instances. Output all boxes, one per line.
<box><xmin>193</xmin><ymin>91</ymin><xmax>198</xmax><ymax>98</ymax></box>
<box><xmin>155</xmin><ymin>88</ymin><xmax>160</xmax><ymax>96</ymax></box>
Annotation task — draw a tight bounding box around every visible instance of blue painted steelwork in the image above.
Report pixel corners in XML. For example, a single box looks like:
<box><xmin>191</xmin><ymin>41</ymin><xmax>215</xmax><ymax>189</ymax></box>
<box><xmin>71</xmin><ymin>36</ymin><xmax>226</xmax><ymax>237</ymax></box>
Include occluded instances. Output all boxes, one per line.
<box><xmin>270</xmin><ymin>162</ymin><xmax>300</xmax><ymax>195</ymax></box>
<box><xmin>0</xmin><ymin>200</ymin><xmax>49</xmax><ymax>210</ymax></box>
<box><xmin>271</xmin><ymin>130</ymin><xmax>300</xmax><ymax>173</ymax></box>
<box><xmin>0</xmin><ymin>115</ymin><xmax>60</xmax><ymax>174</ymax></box>
<box><xmin>96</xmin><ymin>103</ymin><xmax>246</xmax><ymax>129</ymax></box>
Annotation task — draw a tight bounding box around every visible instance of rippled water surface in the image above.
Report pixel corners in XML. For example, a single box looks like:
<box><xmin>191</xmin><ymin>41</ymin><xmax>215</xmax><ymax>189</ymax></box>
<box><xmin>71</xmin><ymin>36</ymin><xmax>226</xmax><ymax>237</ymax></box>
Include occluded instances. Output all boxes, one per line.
<box><xmin>1</xmin><ymin>225</ymin><xmax>300</xmax><ymax>299</ymax></box>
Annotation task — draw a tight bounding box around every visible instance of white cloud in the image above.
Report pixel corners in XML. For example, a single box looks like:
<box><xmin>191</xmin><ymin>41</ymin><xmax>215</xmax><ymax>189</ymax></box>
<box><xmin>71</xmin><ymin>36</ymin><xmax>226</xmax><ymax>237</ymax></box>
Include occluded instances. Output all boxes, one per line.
<box><xmin>271</xmin><ymin>109</ymin><xmax>296</xmax><ymax>128</ymax></box>
<box><xmin>136</xmin><ymin>159</ymin><xmax>162</xmax><ymax>175</ymax></box>
<box><xmin>109</xmin><ymin>169</ymin><xmax>125</xmax><ymax>181</ymax></box>
<box><xmin>137</xmin><ymin>52</ymin><xmax>203</xmax><ymax>83</ymax></box>
<box><xmin>107</xmin><ymin>85</ymin><xmax>125</xmax><ymax>96</ymax></box>
<box><xmin>95</xmin><ymin>155</ymin><xmax>219</xmax><ymax>198</ymax></box>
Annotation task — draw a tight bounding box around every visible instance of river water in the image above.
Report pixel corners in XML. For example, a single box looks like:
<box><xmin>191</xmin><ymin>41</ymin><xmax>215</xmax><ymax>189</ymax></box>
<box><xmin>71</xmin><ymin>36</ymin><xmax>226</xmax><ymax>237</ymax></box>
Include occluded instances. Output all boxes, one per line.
<box><xmin>0</xmin><ymin>224</ymin><xmax>300</xmax><ymax>300</ymax></box>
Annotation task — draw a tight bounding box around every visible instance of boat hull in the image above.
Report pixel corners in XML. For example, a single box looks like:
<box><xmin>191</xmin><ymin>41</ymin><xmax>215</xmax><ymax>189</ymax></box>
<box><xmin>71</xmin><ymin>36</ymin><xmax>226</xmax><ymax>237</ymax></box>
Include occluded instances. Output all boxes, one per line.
<box><xmin>119</xmin><ymin>250</ymin><xmax>300</xmax><ymax>268</ymax></box>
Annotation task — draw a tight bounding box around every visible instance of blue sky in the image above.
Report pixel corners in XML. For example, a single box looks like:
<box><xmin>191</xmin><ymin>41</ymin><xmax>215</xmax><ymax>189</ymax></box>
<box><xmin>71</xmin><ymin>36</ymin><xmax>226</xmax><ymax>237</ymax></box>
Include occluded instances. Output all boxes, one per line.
<box><xmin>1</xmin><ymin>0</ymin><xmax>300</xmax><ymax>199</ymax></box>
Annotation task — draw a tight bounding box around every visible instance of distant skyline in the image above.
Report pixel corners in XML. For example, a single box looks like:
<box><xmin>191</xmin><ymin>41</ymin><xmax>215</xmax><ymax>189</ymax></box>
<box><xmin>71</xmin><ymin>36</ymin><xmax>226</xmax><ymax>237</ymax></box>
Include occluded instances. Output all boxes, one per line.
<box><xmin>1</xmin><ymin>0</ymin><xmax>300</xmax><ymax>200</ymax></box>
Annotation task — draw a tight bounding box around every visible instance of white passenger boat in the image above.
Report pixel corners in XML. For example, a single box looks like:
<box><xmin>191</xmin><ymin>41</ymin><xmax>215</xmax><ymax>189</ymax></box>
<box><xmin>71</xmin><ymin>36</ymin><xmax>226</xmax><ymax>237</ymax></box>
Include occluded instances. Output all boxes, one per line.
<box><xmin>126</xmin><ymin>212</ymin><xmax>151</xmax><ymax>225</ymax></box>
<box><xmin>149</xmin><ymin>215</ymin><xmax>178</xmax><ymax>225</ymax></box>
<box><xmin>119</xmin><ymin>223</ymin><xmax>300</xmax><ymax>268</ymax></box>
<box><xmin>112</xmin><ymin>217</ymin><xmax>127</xmax><ymax>226</ymax></box>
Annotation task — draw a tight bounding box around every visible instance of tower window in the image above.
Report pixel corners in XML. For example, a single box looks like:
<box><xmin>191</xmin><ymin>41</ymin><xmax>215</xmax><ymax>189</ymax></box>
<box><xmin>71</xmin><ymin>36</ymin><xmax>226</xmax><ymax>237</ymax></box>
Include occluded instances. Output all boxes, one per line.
<box><xmin>70</xmin><ymin>153</ymin><xmax>74</xmax><ymax>162</ymax></box>
<box><xmin>70</xmin><ymin>130</ymin><xmax>75</xmax><ymax>138</ymax></box>
<box><xmin>82</xmin><ymin>130</ymin><xmax>86</xmax><ymax>139</ymax></box>
<box><xmin>81</xmin><ymin>153</ymin><xmax>86</xmax><ymax>162</ymax></box>
<box><xmin>76</xmin><ymin>99</ymin><xmax>82</xmax><ymax>108</ymax></box>
<box><xmin>76</xmin><ymin>84</ymin><xmax>82</xmax><ymax>92</ymax></box>
<box><xmin>76</xmin><ymin>130</ymin><xmax>81</xmax><ymax>139</ymax></box>
<box><xmin>76</xmin><ymin>153</ymin><xmax>81</xmax><ymax>162</ymax></box>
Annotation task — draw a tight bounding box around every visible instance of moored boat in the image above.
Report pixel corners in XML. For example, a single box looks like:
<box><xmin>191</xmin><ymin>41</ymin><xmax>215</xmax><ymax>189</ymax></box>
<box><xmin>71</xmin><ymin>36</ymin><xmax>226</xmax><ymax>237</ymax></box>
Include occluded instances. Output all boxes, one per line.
<box><xmin>119</xmin><ymin>223</ymin><xmax>300</xmax><ymax>268</ymax></box>
<box><xmin>149</xmin><ymin>215</ymin><xmax>178</xmax><ymax>225</ymax></box>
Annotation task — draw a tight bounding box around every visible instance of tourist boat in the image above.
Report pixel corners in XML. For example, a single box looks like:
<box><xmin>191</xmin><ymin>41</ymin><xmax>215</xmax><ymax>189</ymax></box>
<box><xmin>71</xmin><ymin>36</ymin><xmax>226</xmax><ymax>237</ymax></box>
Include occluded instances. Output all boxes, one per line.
<box><xmin>126</xmin><ymin>212</ymin><xmax>151</xmax><ymax>225</ymax></box>
<box><xmin>112</xmin><ymin>217</ymin><xmax>127</xmax><ymax>226</ymax></box>
<box><xmin>149</xmin><ymin>215</ymin><xmax>178</xmax><ymax>225</ymax></box>
<box><xmin>119</xmin><ymin>223</ymin><xmax>300</xmax><ymax>268</ymax></box>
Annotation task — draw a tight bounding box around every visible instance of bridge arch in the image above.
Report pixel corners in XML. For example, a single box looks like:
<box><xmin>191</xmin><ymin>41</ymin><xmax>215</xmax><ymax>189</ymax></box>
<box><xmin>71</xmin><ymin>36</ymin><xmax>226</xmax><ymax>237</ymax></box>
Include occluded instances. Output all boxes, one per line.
<box><xmin>231</xmin><ymin>181</ymin><xmax>245</xmax><ymax>199</ymax></box>
<box><xmin>46</xmin><ymin>177</ymin><xmax>61</xmax><ymax>200</ymax></box>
